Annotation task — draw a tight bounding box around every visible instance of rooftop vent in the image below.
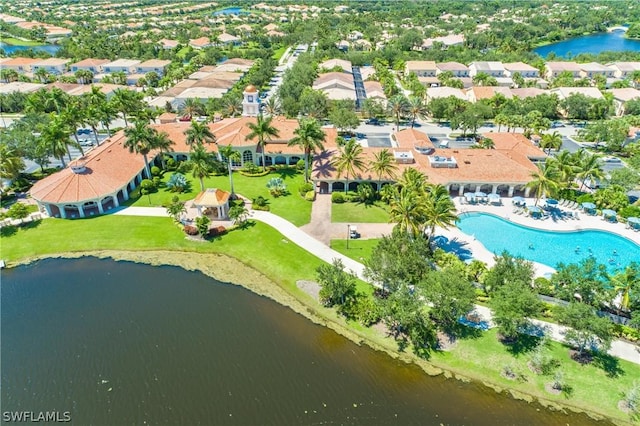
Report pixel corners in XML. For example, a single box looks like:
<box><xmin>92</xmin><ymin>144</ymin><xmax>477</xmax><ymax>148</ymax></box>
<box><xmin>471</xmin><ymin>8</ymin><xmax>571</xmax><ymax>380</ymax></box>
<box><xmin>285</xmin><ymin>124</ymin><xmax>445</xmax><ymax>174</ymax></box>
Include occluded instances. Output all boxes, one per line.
<box><xmin>70</xmin><ymin>161</ymin><xmax>87</xmax><ymax>174</ymax></box>
<box><xmin>393</xmin><ymin>150</ymin><xmax>415</xmax><ymax>164</ymax></box>
<box><xmin>429</xmin><ymin>155</ymin><xmax>458</xmax><ymax>168</ymax></box>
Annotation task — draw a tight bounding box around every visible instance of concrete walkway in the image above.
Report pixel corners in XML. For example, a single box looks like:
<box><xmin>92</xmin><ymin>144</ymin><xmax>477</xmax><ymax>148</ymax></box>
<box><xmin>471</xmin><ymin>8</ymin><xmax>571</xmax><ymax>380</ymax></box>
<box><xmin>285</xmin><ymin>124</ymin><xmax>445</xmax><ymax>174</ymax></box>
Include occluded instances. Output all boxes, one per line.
<box><xmin>108</xmin><ymin>203</ymin><xmax>640</xmax><ymax>365</ymax></box>
<box><xmin>299</xmin><ymin>193</ymin><xmax>332</xmax><ymax>245</ymax></box>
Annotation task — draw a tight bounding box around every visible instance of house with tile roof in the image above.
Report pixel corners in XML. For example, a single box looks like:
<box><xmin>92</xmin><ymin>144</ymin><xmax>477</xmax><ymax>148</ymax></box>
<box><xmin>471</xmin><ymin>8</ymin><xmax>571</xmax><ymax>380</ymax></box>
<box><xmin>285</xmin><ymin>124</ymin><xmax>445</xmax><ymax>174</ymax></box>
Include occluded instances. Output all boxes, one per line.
<box><xmin>0</xmin><ymin>57</ymin><xmax>40</xmax><ymax>74</ymax></box>
<box><xmin>545</xmin><ymin>62</ymin><xmax>581</xmax><ymax>80</ymax></box>
<box><xmin>607</xmin><ymin>62</ymin><xmax>640</xmax><ymax>79</ymax></box>
<box><xmin>405</xmin><ymin>61</ymin><xmax>437</xmax><ymax>78</ymax></box>
<box><xmin>608</xmin><ymin>88</ymin><xmax>640</xmax><ymax>116</ymax></box>
<box><xmin>70</xmin><ymin>58</ymin><xmax>110</xmax><ymax>74</ymax></box>
<box><xmin>466</xmin><ymin>86</ymin><xmax>512</xmax><ymax>103</ymax></box>
<box><xmin>136</xmin><ymin>59</ymin><xmax>171</xmax><ymax>76</ymax></box>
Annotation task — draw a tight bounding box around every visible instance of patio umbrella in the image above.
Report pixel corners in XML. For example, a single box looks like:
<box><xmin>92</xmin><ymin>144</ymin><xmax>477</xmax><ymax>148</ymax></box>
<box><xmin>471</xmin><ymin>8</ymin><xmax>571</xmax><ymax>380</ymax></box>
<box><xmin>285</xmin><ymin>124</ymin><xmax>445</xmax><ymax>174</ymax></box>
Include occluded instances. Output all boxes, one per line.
<box><xmin>488</xmin><ymin>193</ymin><xmax>501</xmax><ymax>204</ymax></box>
<box><xmin>528</xmin><ymin>205</ymin><xmax>542</xmax><ymax>216</ymax></box>
<box><xmin>545</xmin><ymin>199</ymin><xmax>558</xmax><ymax>205</ymax></box>
<box><xmin>512</xmin><ymin>196</ymin><xmax>525</xmax><ymax>205</ymax></box>
<box><xmin>581</xmin><ymin>202</ymin><xmax>596</xmax><ymax>210</ymax></box>
<box><xmin>464</xmin><ymin>192</ymin><xmax>476</xmax><ymax>201</ymax></box>
<box><xmin>628</xmin><ymin>217</ymin><xmax>640</xmax><ymax>229</ymax></box>
<box><xmin>474</xmin><ymin>191</ymin><xmax>487</xmax><ymax>198</ymax></box>
<box><xmin>602</xmin><ymin>209</ymin><xmax>617</xmax><ymax>218</ymax></box>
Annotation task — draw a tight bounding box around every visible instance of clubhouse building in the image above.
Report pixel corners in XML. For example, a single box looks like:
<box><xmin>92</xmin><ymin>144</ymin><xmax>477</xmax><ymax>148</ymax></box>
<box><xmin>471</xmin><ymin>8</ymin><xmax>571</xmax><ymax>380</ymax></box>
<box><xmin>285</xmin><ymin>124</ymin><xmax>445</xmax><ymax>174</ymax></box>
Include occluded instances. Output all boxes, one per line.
<box><xmin>30</xmin><ymin>86</ymin><xmax>546</xmax><ymax>219</ymax></box>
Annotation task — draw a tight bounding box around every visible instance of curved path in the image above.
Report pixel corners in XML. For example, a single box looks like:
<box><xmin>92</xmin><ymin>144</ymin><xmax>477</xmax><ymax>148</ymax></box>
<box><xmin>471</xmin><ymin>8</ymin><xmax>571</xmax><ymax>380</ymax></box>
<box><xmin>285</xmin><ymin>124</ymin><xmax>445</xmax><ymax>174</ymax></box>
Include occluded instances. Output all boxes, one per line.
<box><xmin>110</xmin><ymin>204</ymin><xmax>640</xmax><ymax>365</ymax></box>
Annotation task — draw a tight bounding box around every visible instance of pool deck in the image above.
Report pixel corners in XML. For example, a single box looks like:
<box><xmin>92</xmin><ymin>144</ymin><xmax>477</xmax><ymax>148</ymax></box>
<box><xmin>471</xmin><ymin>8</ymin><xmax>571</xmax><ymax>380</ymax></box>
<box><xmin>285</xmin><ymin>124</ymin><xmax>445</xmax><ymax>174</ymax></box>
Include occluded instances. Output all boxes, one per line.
<box><xmin>441</xmin><ymin>197</ymin><xmax>640</xmax><ymax>277</ymax></box>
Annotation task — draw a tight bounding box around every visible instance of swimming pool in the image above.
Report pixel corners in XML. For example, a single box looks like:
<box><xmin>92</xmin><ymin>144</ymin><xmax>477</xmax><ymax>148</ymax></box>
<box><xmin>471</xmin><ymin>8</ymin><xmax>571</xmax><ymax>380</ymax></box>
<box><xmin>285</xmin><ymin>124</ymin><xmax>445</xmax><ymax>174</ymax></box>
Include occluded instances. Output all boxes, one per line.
<box><xmin>456</xmin><ymin>212</ymin><xmax>640</xmax><ymax>271</ymax></box>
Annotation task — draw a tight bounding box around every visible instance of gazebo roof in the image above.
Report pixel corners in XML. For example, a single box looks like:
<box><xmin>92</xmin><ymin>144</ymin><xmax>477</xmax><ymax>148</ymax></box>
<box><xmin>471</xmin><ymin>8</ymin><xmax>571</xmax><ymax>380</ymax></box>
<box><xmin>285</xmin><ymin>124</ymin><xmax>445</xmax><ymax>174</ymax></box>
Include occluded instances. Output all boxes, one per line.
<box><xmin>193</xmin><ymin>188</ymin><xmax>230</xmax><ymax>207</ymax></box>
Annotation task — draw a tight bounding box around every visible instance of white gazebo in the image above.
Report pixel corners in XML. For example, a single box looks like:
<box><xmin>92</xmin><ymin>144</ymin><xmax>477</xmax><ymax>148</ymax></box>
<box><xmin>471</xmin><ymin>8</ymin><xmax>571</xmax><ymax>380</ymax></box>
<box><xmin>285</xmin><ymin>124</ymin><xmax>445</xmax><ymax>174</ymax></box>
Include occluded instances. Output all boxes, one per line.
<box><xmin>193</xmin><ymin>188</ymin><xmax>230</xmax><ymax>219</ymax></box>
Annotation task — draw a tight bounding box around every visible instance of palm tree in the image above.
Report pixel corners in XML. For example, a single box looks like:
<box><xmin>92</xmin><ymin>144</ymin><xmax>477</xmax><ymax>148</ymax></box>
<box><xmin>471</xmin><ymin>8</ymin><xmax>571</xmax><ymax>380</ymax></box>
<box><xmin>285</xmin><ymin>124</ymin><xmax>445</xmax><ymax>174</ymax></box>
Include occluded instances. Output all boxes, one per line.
<box><xmin>75</xmin><ymin>69</ymin><xmax>94</xmax><ymax>85</ymax></box>
<box><xmin>184</xmin><ymin>120</ymin><xmax>219</xmax><ymax>159</ymax></box>
<box><xmin>576</xmin><ymin>151</ymin><xmax>604</xmax><ymax>191</ymax></box>
<box><xmin>34</xmin><ymin>67</ymin><xmax>50</xmax><ymax>83</ymax></box>
<box><xmin>190</xmin><ymin>144</ymin><xmax>212</xmax><ymax>192</ymax></box>
<box><xmin>387</xmin><ymin>95</ymin><xmax>409</xmax><ymax>131</ymax></box>
<box><xmin>263</xmin><ymin>97</ymin><xmax>281</xmax><ymax>116</ymax></box>
<box><xmin>548</xmin><ymin>150</ymin><xmax>579</xmax><ymax>188</ymax></box>
<box><xmin>178</xmin><ymin>98</ymin><xmax>204</xmax><ymax>119</ymax></box>
<box><xmin>0</xmin><ymin>143</ymin><xmax>25</xmax><ymax>180</ymax></box>
<box><xmin>288</xmin><ymin>118</ymin><xmax>326</xmax><ymax>183</ymax></box>
<box><xmin>153</xmin><ymin>130</ymin><xmax>174</xmax><ymax>169</ymax></box>
<box><xmin>494</xmin><ymin>113</ymin><xmax>508</xmax><ymax>132</ymax></box>
<box><xmin>223</xmin><ymin>95</ymin><xmax>243</xmax><ymax>118</ymax></box>
<box><xmin>246</xmin><ymin>114</ymin><xmax>280</xmax><ymax>171</ymax></box>
<box><xmin>219</xmin><ymin>145</ymin><xmax>241</xmax><ymax>196</ymax></box>
<box><xmin>526</xmin><ymin>160</ymin><xmax>560</xmax><ymax>206</ymax></box>
<box><xmin>332</xmin><ymin>138</ymin><xmax>365</xmax><ymax>193</ymax></box>
<box><xmin>423</xmin><ymin>184</ymin><xmax>458</xmax><ymax>242</ymax></box>
<box><xmin>41</xmin><ymin>115</ymin><xmax>71</xmax><ymax>168</ymax></box>
<box><xmin>44</xmin><ymin>87</ymin><xmax>68</xmax><ymax>114</ymax></box>
<box><xmin>389</xmin><ymin>186</ymin><xmax>426</xmax><ymax>237</ymax></box>
<box><xmin>124</xmin><ymin>120</ymin><xmax>156</xmax><ymax>178</ymax></box>
<box><xmin>406</xmin><ymin>96</ymin><xmax>428</xmax><ymax>128</ymax></box>
<box><xmin>60</xmin><ymin>100</ymin><xmax>86</xmax><ymax>156</ymax></box>
<box><xmin>540</xmin><ymin>131</ymin><xmax>563</xmax><ymax>154</ymax></box>
<box><xmin>471</xmin><ymin>137</ymin><xmax>495</xmax><ymax>149</ymax></box>
<box><xmin>368</xmin><ymin>149</ymin><xmax>398</xmax><ymax>190</ymax></box>
<box><xmin>112</xmin><ymin>89</ymin><xmax>143</xmax><ymax>127</ymax></box>
<box><xmin>609</xmin><ymin>263</ymin><xmax>639</xmax><ymax>313</ymax></box>
<box><xmin>396</xmin><ymin>167</ymin><xmax>426</xmax><ymax>193</ymax></box>
<box><xmin>0</xmin><ymin>68</ymin><xmax>18</xmax><ymax>83</ymax></box>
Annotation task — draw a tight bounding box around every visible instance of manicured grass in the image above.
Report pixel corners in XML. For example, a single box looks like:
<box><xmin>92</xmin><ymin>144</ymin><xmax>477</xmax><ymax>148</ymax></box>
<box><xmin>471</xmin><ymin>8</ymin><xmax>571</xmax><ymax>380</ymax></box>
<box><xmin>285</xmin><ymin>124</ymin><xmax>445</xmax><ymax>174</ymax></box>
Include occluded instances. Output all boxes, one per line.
<box><xmin>330</xmin><ymin>238</ymin><xmax>381</xmax><ymax>263</ymax></box>
<box><xmin>331</xmin><ymin>201</ymin><xmax>389</xmax><ymax>223</ymax></box>
<box><xmin>273</xmin><ymin>46</ymin><xmax>287</xmax><ymax>61</ymax></box>
<box><xmin>127</xmin><ymin>169</ymin><xmax>312</xmax><ymax>226</ymax></box>
<box><xmin>1</xmin><ymin>216</ymin><xmax>639</xmax><ymax>422</ymax></box>
<box><xmin>0</xmin><ymin>37</ymin><xmax>43</xmax><ymax>46</ymax></box>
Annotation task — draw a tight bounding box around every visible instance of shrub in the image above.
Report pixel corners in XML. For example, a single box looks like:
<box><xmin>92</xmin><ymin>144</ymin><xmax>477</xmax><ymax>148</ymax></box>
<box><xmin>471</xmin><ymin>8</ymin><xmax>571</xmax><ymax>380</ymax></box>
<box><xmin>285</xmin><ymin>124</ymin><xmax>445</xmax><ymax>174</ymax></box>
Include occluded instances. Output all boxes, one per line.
<box><xmin>331</xmin><ymin>192</ymin><xmax>345</xmax><ymax>203</ymax></box>
<box><xmin>140</xmin><ymin>179</ymin><xmax>155</xmax><ymax>192</ymax></box>
<box><xmin>576</xmin><ymin>193</ymin><xmax>594</xmax><ymax>204</ymax></box>
<box><xmin>619</xmin><ymin>205</ymin><xmax>640</xmax><ymax>219</ymax></box>
<box><xmin>305</xmin><ymin>190</ymin><xmax>316</xmax><ymax>201</ymax></box>
<box><xmin>195</xmin><ymin>215</ymin><xmax>211</xmax><ymax>238</ymax></box>
<box><xmin>152</xmin><ymin>176</ymin><xmax>161</xmax><ymax>187</ymax></box>
<box><xmin>166</xmin><ymin>173</ymin><xmax>188</xmax><ymax>193</ymax></box>
<box><xmin>150</xmin><ymin>166</ymin><xmax>161</xmax><ymax>176</ymax></box>
<box><xmin>242</xmin><ymin>162</ymin><xmax>260</xmax><ymax>174</ymax></box>
<box><xmin>298</xmin><ymin>182</ymin><xmax>314</xmax><ymax>196</ymax></box>
<box><xmin>356</xmin><ymin>183</ymin><xmax>375</xmax><ymax>204</ymax></box>
<box><xmin>183</xmin><ymin>225</ymin><xmax>198</xmax><ymax>235</ymax></box>
<box><xmin>296</xmin><ymin>159</ymin><xmax>305</xmax><ymax>170</ymax></box>
<box><xmin>266</xmin><ymin>177</ymin><xmax>287</xmax><ymax>197</ymax></box>
<box><xmin>533</xmin><ymin>277</ymin><xmax>554</xmax><ymax>296</ymax></box>
<box><xmin>252</xmin><ymin>196</ymin><xmax>270</xmax><ymax>211</ymax></box>
<box><xmin>7</xmin><ymin>202</ymin><xmax>30</xmax><ymax>221</ymax></box>
<box><xmin>176</xmin><ymin>161</ymin><xmax>192</xmax><ymax>173</ymax></box>
<box><xmin>166</xmin><ymin>158</ymin><xmax>177</xmax><ymax>170</ymax></box>
<box><xmin>209</xmin><ymin>225</ymin><xmax>227</xmax><ymax>236</ymax></box>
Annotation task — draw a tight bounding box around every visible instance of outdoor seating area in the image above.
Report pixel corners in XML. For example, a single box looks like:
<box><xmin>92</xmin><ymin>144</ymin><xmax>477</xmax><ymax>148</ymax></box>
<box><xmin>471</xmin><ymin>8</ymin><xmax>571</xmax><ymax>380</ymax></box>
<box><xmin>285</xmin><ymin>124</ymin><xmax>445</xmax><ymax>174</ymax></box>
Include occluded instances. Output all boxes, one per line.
<box><xmin>461</xmin><ymin>191</ymin><xmax>502</xmax><ymax>205</ymax></box>
<box><xmin>510</xmin><ymin>199</ymin><xmax>581</xmax><ymax>221</ymax></box>
<box><xmin>628</xmin><ymin>217</ymin><xmax>640</xmax><ymax>231</ymax></box>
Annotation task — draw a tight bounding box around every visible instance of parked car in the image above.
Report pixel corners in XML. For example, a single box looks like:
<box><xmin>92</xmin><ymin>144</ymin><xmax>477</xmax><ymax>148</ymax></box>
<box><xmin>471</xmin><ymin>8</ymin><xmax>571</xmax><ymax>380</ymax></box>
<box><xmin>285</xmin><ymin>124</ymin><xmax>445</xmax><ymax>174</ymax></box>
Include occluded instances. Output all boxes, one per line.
<box><xmin>551</xmin><ymin>121</ymin><xmax>565</xmax><ymax>128</ymax></box>
<box><xmin>349</xmin><ymin>226</ymin><xmax>360</xmax><ymax>239</ymax></box>
<box><xmin>76</xmin><ymin>128</ymin><xmax>91</xmax><ymax>135</ymax></box>
<box><xmin>365</xmin><ymin>118</ymin><xmax>381</xmax><ymax>125</ymax></box>
<box><xmin>79</xmin><ymin>139</ymin><xmax>93</xmax><ymax>147</ymax></box>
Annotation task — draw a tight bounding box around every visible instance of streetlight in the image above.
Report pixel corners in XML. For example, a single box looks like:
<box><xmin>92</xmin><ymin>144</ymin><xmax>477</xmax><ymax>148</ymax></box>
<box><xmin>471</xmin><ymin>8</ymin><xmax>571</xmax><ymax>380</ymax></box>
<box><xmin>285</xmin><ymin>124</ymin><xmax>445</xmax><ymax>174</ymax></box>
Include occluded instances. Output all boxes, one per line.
<box><xmin>346</xmin><ymin>224</ymin><xmax>350</xmax><ymax>249</ymax></box>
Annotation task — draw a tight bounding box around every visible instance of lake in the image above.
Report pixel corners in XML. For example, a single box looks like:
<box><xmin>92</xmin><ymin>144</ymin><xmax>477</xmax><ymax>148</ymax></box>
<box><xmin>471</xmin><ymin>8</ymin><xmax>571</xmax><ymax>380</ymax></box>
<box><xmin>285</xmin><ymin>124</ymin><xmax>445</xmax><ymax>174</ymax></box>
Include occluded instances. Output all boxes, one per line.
<box><xmin>1</xmin><ymin>258</ymin><xmax>607</xmax><ymax>425</ymax></box>
<box><xmin>0</xmin><ymin>42</ymin><xmax>61</xmax><ymax>55</ymax></box>
<box><xmin>535</xmin><ymin>30</ymin><xmax>640</xmax><ymax>58</ymax></box>
<box><xmin>213</xmin><ymin>7</ymin><xmax>248</xmax><ymax>16</ymax></box>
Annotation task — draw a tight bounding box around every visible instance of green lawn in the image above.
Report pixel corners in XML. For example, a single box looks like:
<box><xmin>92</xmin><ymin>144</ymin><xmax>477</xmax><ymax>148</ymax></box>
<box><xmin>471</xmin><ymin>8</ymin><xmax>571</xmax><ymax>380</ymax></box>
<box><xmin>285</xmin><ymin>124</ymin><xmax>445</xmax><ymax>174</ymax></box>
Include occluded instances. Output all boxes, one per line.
<box><xmin>127</xmin><ymin>169</ymin><xmax>312</xmax><ymax>226</ymax></box>
<box><xmin>330</xmin><ymin>238</ymin><xmax>381</xmax><ymax>263</ymax></box>
<box><xmin>1</xmin><ymin>216</ymin><xmax>639</xmax><ymax>422</ymax></box>
<box><xmin>331</xmin><ymin>202</ymin><xmax>389</xmax><ymax>223</ymax></box>
<box><xmin>273</xmin><ymin>45</ymin><xmax>287</xmax><ymax>61</ymax></box>
<box><xmin>0</xmin><ymin>37</ymin><xmax>43</xmax><ymax>46</ymax></box>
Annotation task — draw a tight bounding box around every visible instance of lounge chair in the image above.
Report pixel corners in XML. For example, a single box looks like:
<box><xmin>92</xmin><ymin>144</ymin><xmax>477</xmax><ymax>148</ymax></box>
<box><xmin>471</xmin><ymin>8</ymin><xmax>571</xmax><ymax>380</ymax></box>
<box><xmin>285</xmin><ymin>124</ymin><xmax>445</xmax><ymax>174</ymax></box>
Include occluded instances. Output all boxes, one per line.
<box><xmin>560</xmin><ymin>199</ymin><xmax>567</xmax><ymax>206</ymax></box>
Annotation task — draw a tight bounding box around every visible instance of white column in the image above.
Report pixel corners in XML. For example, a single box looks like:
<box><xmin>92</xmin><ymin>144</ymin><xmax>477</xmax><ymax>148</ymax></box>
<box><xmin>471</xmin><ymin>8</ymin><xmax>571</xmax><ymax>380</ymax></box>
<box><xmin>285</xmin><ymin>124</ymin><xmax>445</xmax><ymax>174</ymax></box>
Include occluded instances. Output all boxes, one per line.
<box><xmin>43</xmin><ymin>204</ymin><xmax>52</xmax><ymax>216</ymax></box>
<box><xmin>475</xmin><ymin>184</ymin><xmax>481</xmax><ymax>192</ymax></box>
<box><xmin>59</xmin><ymin>205</ymin><xmax>66</xmax><ymax>219</ymax></box>
<box><xmin>445</xmin><ymin>184</ymin><xmax>451</xmax><ymax>192</ymax></box>
<box><xmin>508</xmin><ymin>186</ymin><xmax>515</xmax><ymax>197</ymax></box>
<box><xmin>122</xmin><ymin>186</ymin><xmax>129</xmax><ymax>201</ymax></box>
<box><xmin>491</xmin><ymin>184</ymin><xmax>498</xmax><ymax>194</ymax></box>
<box><xmin>98</xmin><ymin>201</ymin><xmax>104</xmax><ymax>214</ymax></box>
<box><xmin>217</xmin><ymin>206</ymin><xmax>222</xmax><ymax>218</ymax></box>
<box><xmin>78</xmin><ymin>204</ymin><xmax>85</xmax><ymax>218</ymax></box>
<box><xmin>524</xmin><ymin>187</ymin><xmax>531</xmax><ymax>197</ymax></box>
<box><xmin>458</xmin><ymin>185</ymin><xmax>464</xmax><ymax>196</ymax></box>
<box><xmin>113</xmin><ymin>195</ymin><xmax>120</xmax><ymax>208</ymax></box>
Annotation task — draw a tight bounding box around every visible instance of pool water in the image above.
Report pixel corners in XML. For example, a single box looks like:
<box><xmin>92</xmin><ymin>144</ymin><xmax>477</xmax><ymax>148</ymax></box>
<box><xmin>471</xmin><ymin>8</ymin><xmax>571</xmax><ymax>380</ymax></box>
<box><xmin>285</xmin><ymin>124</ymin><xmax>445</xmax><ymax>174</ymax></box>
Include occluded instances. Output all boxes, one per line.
<box><xmin>457</xmin><ymin>212</ymin><xmax>640</xmax><ymax>271</ymax></box>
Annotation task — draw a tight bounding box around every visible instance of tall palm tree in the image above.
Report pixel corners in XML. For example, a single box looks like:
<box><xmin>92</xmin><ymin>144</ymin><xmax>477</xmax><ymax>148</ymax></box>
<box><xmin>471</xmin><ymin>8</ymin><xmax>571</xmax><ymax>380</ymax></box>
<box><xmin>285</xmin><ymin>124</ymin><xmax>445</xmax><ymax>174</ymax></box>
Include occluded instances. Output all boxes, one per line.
<box><xmin>288</xmin><ymin>118</ymin><xmax>326</xmax><ymax>183</ymax></box>
<box><xmin>540</xmin><ymin>131</ymin><xmax>563</xmax><ymax>154</ymax></box>
<box><xmin>246</xmin><ymin>114</ymin><xmax>280</xmax><ymax>171</ymax></box>
<box><xmin>0</xmin><ymin>143</ymin><xmax>25</xmax><ymax>180</ymax></box>
<box><xmin>423</xmin><ymin>184</ymin><xmax>458</xmax><ymax>242</ymax></box>
<box><xmin>219</xmin><ymin>144</ymin><xmax>241</xmax><ymax>196</ymax></box>
<box><xmin>178</xmin><ymin>98</ymin><xmax>204</xmax><ymax>119</ymax></box>
<box><xmin>548</xmin><ymin>150</ymin><xmax>579</xmax><ymax>188</ymax></box>
<box><xmin>407</xmin><ymin>96</ymin><xmax>428</xmax><ymax>128</ymax></box>
<box><xmin>153</xmin><ymin>130</ymin><xmax>174</xmax><ymax>169</ymax></box>
<box><xmin>112</xmin><ymin>89</ymin><xmax>143</xmax><ymax>127</ymax></box>
<box><xmin>263</xmin><ymin>97</ymin><xmax>281</xmax><ymax>116</ymax></box>
<box><xmin>41</xmin><ymin>115</ymin><xmax>71</xmax><ymax>168</ymax></box>
<box><xmin>190</xmin><ymin>144</ymin><xmax>212</xmax><ymax>192</ymax></box>
<box><xmin>494</xmin><ymin>113</ymin><xmax>508</xmax><ymax>132</ymax></box>
<box><xmin>396</xmin><ymin>167</ymin><xmax>426</xmax><ymax>193</ymax></box>
<box><xmin>526</xmin><ymin>160</ymin><xmax>560</xmax><ymax>206</ymax></box>
<box><xmin>608</xmin><ymin>263</ymin><xmax>639</xmax><ymax>313</ymax></box>
<box><xmin>60</xmin><ymin>99</ymin><xmax>86</xmax><ymax>156</ymax></box>
<box><xmin>223</xmin><ymin>95</ymin><xmax>243</xmax><ymax>118</ymax></box>
<box><xmin>124</xmin><ymin>120</ymin><xmax>157</xmax><ymax>178</ymax></box>
<box><xmin>0</xmin><ymin>69</ymin><xmax>18</xmax><ymax>83</ymax></box>
<box><xmin>576</xmin><ymin>151</ymin><xmax>604</xmax><ymax>191</ymax></box>
<box><xmin>387</xmin><ymin>95</ymin><xmax>409</xmax><ymax>131</ymax></box>
<box><xmin>368</xmin><ymin>149</ymin><xmax>398</xmax><ymax>190</ymax></box>
<box><xmin>332</xmin><ymin>139</ymin><xmax>365</xmax><ymax>193</ymax></box>
<box><xmin>184</xmin><ymin>120</ymin><xmax>219</xmax><ymax>159</ymax></box>
<box><xmin>389</xmin><ymin>186</ymin><xmax>426</xmax><ymax>237</ymax></box>
<box><xmin>44</xmin><ymin>87</ymin><xmax>69</xmax><ymax>114</ymax></box>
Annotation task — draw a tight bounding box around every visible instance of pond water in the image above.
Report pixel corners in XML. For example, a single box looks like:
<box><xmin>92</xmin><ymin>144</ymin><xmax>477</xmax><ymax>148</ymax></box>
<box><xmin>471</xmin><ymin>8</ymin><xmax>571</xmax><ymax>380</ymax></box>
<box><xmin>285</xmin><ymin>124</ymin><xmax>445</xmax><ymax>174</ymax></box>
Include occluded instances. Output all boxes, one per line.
<box><xmin>0</xmin><ymin>42</ymin><xmax>61</xmax><ymax>55</ymax></box>
<box><xmin>534</xmin><ymin>30</ymin><xmax>640</xmax><ymax>58</ymax></box>
<box><xmin>1</xmin><ymin>258</ymin><xmax>608</xmax><ymax>425</ymax></box>
<box><xmin>213</xmin><ymin>7</ymin><xmax>247</xmax><ymax>16</ymax></box>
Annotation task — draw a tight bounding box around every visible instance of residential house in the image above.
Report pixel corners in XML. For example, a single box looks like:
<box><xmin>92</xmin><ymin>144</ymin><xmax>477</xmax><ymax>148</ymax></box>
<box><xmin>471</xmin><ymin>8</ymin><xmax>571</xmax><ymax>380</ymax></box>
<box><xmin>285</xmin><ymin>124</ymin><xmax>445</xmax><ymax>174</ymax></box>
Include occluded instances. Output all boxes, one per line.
<box><xmin>347</xmin><ymin>30</ymin><xmax>363</xmax><ymax>41</ymax></box>
<box><xmin>353</xmin><ymin>39</ymin><xmax>372</xmax><ymax>51</ymax></box>
<box><xmin>607</xmin><ymin>88</ymin><xmax>640</xmax><ymax>116</ymax></box>
<box><xmin>0</xmin><ymin>81</ymin><xmax>44</xmax><ymax>94</ymax></box>
<box><xmin>578</xmin><ymin>62</ymin><xmax>615</xmax><ymax>79</ymax></box>
<box><xmin>466</xmin><ymin>86</ymin><xmax>512</xmax><ymax>103</ymax></box>
<box><xmin>136</xmin><ymin>59</ymin><xmax>171</xmax><ymax>76</ymax></box>
<box><xmin>0</xmin><ymin>57</ymin><xmax>39</xmax><ymax>74</ymax></box>
<box><xmin>405</xmin><ymin>61</ymin><xmax>437</xmax><ymax>78</ymax></box>
<box><xmin>189</xmin><ymin>37</ymin><xmax>212</xmax><ymax>49</ymax></box>
<box><xmin>336</xmin><ymin>40</ymin><xmax>350</xmax><ymax>51</ymax></box>
<box><xmin>545</xmin><ymin>62</ymin><xmax>581</xmax><ymax>80</ymax></box>
<box><xmin>503</xmin><ymin>62</ymin><xmax>540</xmax><ymax>79</ymax></box>
<box><xmin>319</xmin><ymin>59</ymin><xmax>352</xmax><ymax>74</ymax></box>
<box><xmin>217</xmin><ymin>32</ymin><xmax>241</xmax><ymax>46</ymax></box>
<box><xmin>607</xmin><ymin>62</ymin><xmax>640</xmax><ymax>79</ymax></box>
<box><xmin>313</xmin><ymin>72</ymin><xmax>356</xmax><ymax>101</ymax></box>
<box><xmin>31</xmin><ymin>58</ymin><xmax>70</xmax><ymax>75</ymax></box>
<box><xmin>510</xmin><ymin>87</ymin><xmax>547</xmax><ymax>99</ymax></box>
<box><xmin>469</xmin><ymin>61</ymin><xmax>506</xmax><ymax>78</ymax></box>
<box><xmin>363</xmin><ymin>81</ymin><xmax>387</xmax><ymax>105</ymax></box>
<box><xmin>158</xmin><ymin>38</ymin><xmax>179</xmax><ymax>50</ymax></box>
<box><xmin>550</xmin><ymin>86</ymin><xmax>604</xmax><ymax>100</ymax></box>
<box><xmin>103</xmin><ymin>59</ymin><xmax>141</xmax><ymax>75</ymax></box>
<box><xmin>70</xmin><ymin>58</ymin><xmax>110</xmax><ymax>74</ymax></box>
<box><xmin>426</xmin><ymin>86</ymin><xmax>467</xmax><ymax>101</ymax></box>
<box><xmin>436</xmin><ymin>62</ymin><xmax>470</xmax><ymax>77</ymax></box>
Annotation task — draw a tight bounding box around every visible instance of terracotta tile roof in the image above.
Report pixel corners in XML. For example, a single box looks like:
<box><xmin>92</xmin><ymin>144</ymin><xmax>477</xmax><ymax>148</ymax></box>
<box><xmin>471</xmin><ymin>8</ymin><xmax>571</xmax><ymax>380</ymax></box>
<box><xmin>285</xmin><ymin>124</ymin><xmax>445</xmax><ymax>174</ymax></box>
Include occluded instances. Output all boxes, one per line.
<box><xmin>510</xmin><ymin>88</ymin><xmax>546</xmax><ymax>98</ymax></box>
<box><xmin>137</xmin><ymin>59</ymin><xmax>171</xmax><ymax>68</ymax></box>
<box><xmin>30</xmin><ymin>132</ymin><xmax>147</xmax><ymax>204</ymax></box>
<box><xmin>1</xmin><ymin>57</ymin><xmax>40</xmax><ymax>66</ymax></box>
<box><xmin>436</xmin><ymin>62</ymin><xmax>469</xmax><ymax>72</ymax></box>
<box><xmin>70</xmin><ymin>58</ymin><xmax>110</xmax><ymax>68</ymax></box>
<box><xmin>394</xmin><ymin>128</ymin><xmax>433</xmax><ymax>150</ymax></box>
<box><xmin>608</xmin><ymin>88</ymin><xmax>640</xmax><ymax>102</ymax></box>
<box><xmin>194</xmin><ymin>188</ymin><xmax>230</xmax><ymax>207</ymax></box>
<box><xmin>468</xmin><ymin>86</ymin><xmax>512</xmax><ymax>100</ymax></box>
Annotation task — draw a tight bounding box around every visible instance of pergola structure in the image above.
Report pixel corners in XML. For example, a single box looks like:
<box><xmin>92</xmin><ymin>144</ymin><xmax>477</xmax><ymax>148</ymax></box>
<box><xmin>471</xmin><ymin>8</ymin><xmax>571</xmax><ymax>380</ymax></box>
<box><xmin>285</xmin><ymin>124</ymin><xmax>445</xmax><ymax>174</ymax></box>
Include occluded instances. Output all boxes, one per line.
<box><xmin>193</xmin><ymin>188</ymin><xmax>230</xmax><ymax>219</ymax></box>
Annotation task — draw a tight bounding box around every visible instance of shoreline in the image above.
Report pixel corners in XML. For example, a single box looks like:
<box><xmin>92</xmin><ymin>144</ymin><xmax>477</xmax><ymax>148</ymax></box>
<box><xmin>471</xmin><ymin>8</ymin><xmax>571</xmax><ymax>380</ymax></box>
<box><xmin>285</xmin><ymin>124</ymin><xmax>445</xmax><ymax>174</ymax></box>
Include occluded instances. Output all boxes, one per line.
<box><xmin>7</xmin><ymin>250</ymin><xmax>628</xmax><ymax>425</ymax></box>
